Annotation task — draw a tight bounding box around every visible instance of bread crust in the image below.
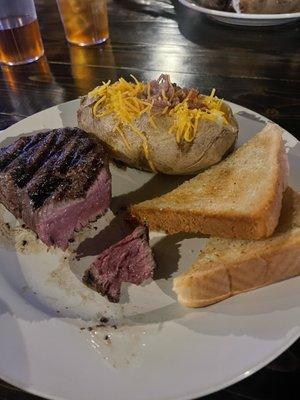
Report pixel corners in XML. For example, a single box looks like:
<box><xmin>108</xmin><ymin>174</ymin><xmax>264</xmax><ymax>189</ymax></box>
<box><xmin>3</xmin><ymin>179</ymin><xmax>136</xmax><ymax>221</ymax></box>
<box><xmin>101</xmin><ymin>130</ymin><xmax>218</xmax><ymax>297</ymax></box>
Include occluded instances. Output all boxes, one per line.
<box><xmin>173</xmin><ymin>241</ymin><xmax>300</xmax><ymax>308</ymax></box>
<box><xmin>173</xmin><ymin>187</ymin><xmax>300</xmax><ymax>308</ymax></box>
<box><xmin>130</xmin><ymin>206</ymin><xmax>279</xmax><ymax>240</ymax></box>
<box><xmin>131</xmin><ymin>123</ymin><xmax>288</xmax><ymax>240</ymax></box>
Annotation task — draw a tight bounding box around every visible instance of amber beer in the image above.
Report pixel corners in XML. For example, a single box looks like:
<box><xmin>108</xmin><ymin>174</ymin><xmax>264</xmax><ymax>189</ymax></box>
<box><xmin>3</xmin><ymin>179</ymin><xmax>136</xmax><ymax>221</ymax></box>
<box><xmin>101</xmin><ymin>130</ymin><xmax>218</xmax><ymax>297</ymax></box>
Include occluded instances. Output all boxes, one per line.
<box><xmin>0</xmin><ymin>16</ymin><xmax>44</xmax><ymax>65</ymax></box>
<box><xmin>57</xmin><ymin>0</ymin><xmax>109</xmax><ymax>46</ymax></box>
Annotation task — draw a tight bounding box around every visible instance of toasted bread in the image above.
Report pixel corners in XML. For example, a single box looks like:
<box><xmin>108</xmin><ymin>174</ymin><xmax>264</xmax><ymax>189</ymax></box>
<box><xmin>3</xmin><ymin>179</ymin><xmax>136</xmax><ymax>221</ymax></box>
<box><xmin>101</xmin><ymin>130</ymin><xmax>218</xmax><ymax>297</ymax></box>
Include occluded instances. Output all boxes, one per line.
<box><xmin>131</xmin><ymin>123</ymin><xmax>288</xmax><ymax>240</ymax></box>
<box><xmin>173</xmin><ymin>187</ymin><xmax>300</xmax><ymax>308</ymax></box>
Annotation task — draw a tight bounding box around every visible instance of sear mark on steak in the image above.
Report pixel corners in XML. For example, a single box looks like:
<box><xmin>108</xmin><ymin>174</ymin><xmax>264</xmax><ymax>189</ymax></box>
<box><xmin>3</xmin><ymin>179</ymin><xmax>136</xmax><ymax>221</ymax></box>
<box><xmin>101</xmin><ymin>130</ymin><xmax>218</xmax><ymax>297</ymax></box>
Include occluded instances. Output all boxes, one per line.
<box><xmin>2</xmin><ymin>128</ymin><xmax>80</xmax><ymax>191</ymax></box>
<box><xmin>82</xmin><ymin>216</ymin><xmax>156</xmax><ymax>303</ymax></box>
<box><xmin>7</xmin><ymin>130</ymin><xmax>59</xmax><ymax>188</ymax></box>
<box><xmin>0</xmin><ymin>128</ymin><xmax>111</xmax><ymax>250</ymax></box>
<box><xmin>0</xmin><ymin>136</ymin><xmax>32</xmax><ymax>171</ymax></box>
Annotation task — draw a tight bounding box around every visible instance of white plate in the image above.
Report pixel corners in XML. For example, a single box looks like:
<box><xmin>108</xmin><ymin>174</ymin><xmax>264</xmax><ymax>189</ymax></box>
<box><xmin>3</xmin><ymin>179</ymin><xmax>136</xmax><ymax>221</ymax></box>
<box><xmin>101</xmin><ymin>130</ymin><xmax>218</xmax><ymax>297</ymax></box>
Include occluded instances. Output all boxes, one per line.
<box><xmin>179</xmin><ymin>0</ymin><xmax>300</xmax><ymax>26</ymax></box>
<box><xmin>0</xmin><ymin>100</ymin><xmax>299</xmax><ymax>400</ymax></box>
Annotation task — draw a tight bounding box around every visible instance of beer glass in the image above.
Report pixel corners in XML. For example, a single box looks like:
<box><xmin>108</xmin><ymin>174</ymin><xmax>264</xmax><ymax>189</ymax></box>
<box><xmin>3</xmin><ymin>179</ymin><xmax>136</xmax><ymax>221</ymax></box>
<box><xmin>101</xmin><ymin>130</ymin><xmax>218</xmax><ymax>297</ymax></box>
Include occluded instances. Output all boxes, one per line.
<box><xmin>56</xmin><ymin>0</ymin><xmax>109</xmax><ymax>46</ymax></box>
<box><xmin>0</xmin><ymin>0</ymin><xmax>44</xmax><ymax>65</ymax></box>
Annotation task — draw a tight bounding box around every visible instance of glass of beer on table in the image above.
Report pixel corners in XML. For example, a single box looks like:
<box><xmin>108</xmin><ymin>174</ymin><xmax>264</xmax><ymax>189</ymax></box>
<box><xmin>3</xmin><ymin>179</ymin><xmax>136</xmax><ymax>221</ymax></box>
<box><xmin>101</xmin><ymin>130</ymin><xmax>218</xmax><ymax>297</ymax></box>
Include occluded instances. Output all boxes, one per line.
<box><xmin>0</xmin><ymin>0</ymin><xmax>44</xmax><ymax>66</ymax></box>
<box><xmin>56</xmin><ymin>0</ymin><xmax>109</xmax><ymax>46</ymax></box>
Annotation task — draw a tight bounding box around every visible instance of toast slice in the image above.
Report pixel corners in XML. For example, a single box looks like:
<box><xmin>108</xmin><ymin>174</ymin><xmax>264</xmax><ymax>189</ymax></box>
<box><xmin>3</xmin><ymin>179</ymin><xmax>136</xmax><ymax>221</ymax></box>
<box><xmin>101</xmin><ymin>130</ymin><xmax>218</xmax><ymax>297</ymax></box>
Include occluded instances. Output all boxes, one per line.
<box><xmin>131</xmin><ymin>123</ymin><xmax>288</xmax><ymax>240</ymax></box>
<box><xmin>173</xmin><ymin>187</ymin><xmax>300</xmax><ymax>308</ymax></box>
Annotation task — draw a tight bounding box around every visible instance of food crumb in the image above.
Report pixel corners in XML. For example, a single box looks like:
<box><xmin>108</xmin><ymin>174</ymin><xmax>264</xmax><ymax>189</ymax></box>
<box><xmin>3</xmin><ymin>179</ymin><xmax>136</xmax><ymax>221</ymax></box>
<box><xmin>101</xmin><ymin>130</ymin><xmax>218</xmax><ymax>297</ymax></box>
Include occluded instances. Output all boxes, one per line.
<box><xmin>20</xmin><ymin>286</ymin><xmax>28</xmax><ymax>294</ymax></box>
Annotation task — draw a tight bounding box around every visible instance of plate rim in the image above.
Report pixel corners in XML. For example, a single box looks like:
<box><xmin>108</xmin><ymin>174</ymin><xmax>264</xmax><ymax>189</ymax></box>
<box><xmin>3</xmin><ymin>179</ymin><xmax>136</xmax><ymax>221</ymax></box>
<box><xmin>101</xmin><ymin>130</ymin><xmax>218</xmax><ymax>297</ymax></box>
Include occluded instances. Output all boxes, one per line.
<box><xmin>178</xmin><ymin>0</ymin><xmax>300</xmax><ymax>20</ymax></box>
<box><xmin>0</xmin><ymin>332</ymin><xmax>299</xmax><ymax>400</ymax></box>
<box><xmin>0</xmin><ymin>99</ymin><xmax>299</xmax><ymax>400</ymax></box>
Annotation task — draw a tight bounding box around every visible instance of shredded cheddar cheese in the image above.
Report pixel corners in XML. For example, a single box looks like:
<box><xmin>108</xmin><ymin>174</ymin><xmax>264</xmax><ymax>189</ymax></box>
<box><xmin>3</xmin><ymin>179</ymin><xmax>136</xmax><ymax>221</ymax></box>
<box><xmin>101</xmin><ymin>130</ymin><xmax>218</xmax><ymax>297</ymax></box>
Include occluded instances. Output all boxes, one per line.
<box><xmin>89</xmin><ymin>77</ymin><xmax>227</xmax><ymax>171</ymax></box>
<box><xmin>168</xmin><ymin>92</ymin><xmax>226</xmax><ymax>144</ymax></box>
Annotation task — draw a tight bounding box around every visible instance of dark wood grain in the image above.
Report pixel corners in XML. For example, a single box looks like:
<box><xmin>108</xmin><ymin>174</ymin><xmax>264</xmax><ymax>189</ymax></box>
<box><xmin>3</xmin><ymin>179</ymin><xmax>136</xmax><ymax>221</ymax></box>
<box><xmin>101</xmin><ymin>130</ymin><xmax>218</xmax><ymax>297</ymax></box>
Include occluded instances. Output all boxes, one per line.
<box><xmin>0</xmin><ymin>1</ymin><xmax>299</xmax><ymax>399</ymax></box>
<box><xmin>1</xmin><ymin>0</ymin><xmax>299</xmax><ymax>135</ymax></box>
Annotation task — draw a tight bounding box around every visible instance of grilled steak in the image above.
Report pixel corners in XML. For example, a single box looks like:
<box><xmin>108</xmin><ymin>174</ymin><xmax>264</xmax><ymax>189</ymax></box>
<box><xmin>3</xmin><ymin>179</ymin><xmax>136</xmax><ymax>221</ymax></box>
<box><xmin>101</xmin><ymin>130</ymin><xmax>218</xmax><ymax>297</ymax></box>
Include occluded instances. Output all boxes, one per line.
<box><xmin>82</xmin><ymin>217</ymin><xmax>155</xmax><ymax>302</ymax></box>
<box><xmin>0</xmin><ymin>127</ymin><xmax>111</xmax><ymax>249</ymax></box>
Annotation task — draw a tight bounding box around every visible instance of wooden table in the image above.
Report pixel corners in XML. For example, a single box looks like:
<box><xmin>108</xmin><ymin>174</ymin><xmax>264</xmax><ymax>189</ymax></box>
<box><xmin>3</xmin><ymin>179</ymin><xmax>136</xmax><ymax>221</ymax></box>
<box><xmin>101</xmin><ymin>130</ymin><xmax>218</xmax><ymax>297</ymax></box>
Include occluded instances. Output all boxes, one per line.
<box><xmin>0</xmin><ymin>1</ymin><xmax>299</xmax><ymax>399</ymax></box>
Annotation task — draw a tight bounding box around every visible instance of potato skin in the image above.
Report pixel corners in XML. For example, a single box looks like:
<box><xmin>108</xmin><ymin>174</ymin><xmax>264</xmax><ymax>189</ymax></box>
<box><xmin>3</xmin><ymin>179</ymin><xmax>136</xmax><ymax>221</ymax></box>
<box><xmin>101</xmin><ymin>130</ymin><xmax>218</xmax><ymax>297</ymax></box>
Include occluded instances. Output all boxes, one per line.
<box><xmin>77</xmin><ymin>96</ymin><xmax>238</xmax><ymax>175</ymax></box>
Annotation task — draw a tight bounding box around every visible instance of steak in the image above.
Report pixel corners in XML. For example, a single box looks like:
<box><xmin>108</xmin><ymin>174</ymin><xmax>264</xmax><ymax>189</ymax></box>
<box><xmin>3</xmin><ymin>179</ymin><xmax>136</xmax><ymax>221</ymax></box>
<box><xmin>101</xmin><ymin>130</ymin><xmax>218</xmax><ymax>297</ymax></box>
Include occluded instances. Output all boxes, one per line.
<box><xmin>0</xmin><ymin>128</ymin><xmax>111</xmax><ymax>249</ymax></box>
<box><xmin>82</xmin><ymin>217</ymin><xmax>155</xmax><ymax>302</ymax></box>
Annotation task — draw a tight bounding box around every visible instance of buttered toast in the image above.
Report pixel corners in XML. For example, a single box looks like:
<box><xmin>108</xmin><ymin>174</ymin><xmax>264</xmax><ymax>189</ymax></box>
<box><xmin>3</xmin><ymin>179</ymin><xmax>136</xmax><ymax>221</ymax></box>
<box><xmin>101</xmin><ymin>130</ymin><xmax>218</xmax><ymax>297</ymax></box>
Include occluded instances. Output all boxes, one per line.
<box><xmin>173</xmin><ymin>187</ymin><xmax>300</xmax><ymax>308</ymax></box>
<box><xmin>131</xmin><ymin>123</ymin><xmax>288</xmax><ymax>240</ymax></box>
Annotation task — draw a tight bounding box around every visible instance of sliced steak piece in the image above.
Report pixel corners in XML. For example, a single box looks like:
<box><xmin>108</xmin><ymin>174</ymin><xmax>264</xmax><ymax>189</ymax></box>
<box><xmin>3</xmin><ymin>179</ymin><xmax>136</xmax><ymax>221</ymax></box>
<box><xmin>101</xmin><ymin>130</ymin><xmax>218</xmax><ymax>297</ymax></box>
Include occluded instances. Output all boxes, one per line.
<box><xmin>0</xmin><ymin>128</ymin><xmax>111</xmax><ymax>250</ymax></box>
<box><xmin>82</xmin><ymin>217</ymin><xmax>155</xmax><ymax>302</ymax></box>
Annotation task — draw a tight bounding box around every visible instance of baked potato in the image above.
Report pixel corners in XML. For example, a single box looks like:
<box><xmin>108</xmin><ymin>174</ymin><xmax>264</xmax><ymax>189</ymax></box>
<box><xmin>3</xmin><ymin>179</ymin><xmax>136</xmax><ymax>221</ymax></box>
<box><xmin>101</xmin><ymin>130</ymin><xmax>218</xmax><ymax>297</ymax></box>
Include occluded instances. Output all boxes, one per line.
<box><xmin>230</xmin><ymin>0</ymin><xmax>300</xmax><ymax>13</ymax></box>
<box><xmin>77</xmin><ymin>75</ymin><xmax>238</xmax><ymax>175</ymax></box>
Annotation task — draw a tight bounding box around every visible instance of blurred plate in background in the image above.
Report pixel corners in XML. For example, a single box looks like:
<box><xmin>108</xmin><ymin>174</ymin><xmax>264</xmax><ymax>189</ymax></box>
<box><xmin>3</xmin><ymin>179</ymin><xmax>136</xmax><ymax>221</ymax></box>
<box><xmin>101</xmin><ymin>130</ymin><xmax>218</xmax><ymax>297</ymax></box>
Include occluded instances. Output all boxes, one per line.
<box><xmin>178</xmin><ymin>0</ymin><xmax>300</xmax><ymax>26</ymax></box>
